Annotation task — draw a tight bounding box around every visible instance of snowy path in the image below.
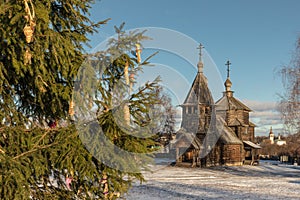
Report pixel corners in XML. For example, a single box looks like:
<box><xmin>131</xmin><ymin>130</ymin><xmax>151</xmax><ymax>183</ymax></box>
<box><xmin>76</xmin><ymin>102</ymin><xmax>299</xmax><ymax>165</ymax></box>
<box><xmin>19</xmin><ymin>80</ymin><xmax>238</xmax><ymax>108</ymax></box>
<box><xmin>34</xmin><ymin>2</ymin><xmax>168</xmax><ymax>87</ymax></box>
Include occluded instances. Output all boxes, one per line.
<box><xmin>125</xmin><ymin>162</ymin><xmax>300</xmax><ymax>200</ymax></box>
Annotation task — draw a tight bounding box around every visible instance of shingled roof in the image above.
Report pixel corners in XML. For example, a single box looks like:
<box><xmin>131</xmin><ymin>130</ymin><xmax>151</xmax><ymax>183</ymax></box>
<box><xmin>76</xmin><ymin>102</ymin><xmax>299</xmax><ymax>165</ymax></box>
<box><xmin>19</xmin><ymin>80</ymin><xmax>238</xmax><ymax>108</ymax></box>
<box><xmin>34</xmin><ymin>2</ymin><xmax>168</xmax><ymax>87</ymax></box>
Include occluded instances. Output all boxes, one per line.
<box><xmin>175</xmin><ymin>128</ymin><xmax>202</xmax><ymax>149</ymax></box>
<box><xmin>183</xmin><ymin>71</ymin><xmax>214</xmax><ymax>105</ymax></box>
<box><xmin>215</xmin><ymin>94</ymin><xmax>252</xmax><ymax>111</ymax></box>
<box><xmin>214</xmin><ymin>116</ymin><xmax>243</xmax><ymax>145</ymax></box>
<box><xmin>219</xmin><ymin>124</ymin><xmax>243</xmax><ymax>145</ymax></box>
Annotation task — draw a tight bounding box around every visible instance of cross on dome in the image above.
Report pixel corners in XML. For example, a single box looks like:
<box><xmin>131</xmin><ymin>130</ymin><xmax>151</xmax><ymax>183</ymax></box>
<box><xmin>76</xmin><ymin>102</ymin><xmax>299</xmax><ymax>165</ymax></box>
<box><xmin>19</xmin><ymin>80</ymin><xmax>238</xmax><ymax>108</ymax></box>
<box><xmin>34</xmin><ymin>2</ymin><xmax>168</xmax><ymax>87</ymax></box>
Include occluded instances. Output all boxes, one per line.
<box><xmin>197</xmin><ymin>43</ymin><xmax>204</xmax><ymax>62</ymax></box>
<box><xmin>197</xmin><ymin>43</ymin><xmax>204</xmax><ymax>73</ymax></box>
<box><xmin>225</xmin><ymin>60</ymin><xmax>232</xmax><ymax>79</ymax></box>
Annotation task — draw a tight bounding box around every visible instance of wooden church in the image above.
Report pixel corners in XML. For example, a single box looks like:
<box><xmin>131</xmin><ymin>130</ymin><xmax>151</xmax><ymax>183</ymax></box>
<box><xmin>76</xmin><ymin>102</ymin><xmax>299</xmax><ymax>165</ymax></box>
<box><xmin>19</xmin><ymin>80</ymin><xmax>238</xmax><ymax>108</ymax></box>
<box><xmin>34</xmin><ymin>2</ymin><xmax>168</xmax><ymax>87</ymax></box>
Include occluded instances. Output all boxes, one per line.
<box><xmin>175</xmin><ymin>44</ymin><xmax>261</xmax><ymax>167</ymax></box>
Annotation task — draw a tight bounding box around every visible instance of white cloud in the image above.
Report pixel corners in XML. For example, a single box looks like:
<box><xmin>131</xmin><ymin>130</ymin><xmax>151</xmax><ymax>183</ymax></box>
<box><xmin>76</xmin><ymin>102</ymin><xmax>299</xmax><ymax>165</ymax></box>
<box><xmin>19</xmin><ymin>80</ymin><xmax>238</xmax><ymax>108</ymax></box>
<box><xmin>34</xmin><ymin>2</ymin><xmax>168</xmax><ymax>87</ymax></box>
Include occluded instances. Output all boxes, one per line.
<box><xmin>243</xmin><ymin>100</ymin><xmax>278</xmax><ymax>112</ymax></box>
<box><xmin>243</xmin><ymin>99</ymin><xmax>284</xmax><ymax>136</ymax></box>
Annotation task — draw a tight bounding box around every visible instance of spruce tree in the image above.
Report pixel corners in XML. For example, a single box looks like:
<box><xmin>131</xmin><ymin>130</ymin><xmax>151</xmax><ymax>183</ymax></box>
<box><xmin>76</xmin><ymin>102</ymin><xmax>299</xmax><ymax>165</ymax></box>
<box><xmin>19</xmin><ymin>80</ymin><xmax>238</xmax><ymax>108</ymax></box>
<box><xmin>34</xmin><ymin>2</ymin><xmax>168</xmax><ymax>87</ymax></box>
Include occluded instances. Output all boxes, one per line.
<box><xmin>0</xmin><ymin>0</ymin><xmax>107</xmax><ymax>123</ymax></box>
<box><xmin>0</xmin><ymin>1</ymin><xmax>162</xmax><ymax>199</ymax></box>
<box><xmin>75</xmin><ymin>22</ymin><xmax>163</xmax><ymax>177</ymax></box>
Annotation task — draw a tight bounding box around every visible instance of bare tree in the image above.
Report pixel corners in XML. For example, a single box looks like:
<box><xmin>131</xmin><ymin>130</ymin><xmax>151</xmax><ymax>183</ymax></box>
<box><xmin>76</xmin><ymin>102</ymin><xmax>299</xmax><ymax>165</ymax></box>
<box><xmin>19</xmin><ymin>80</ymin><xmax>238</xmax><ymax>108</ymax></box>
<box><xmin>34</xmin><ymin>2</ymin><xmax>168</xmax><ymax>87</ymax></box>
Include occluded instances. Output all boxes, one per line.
<box><xmin>278</xmin><ymin>37</ymin><xmax>300</xmax><ymax>134</ymax></box>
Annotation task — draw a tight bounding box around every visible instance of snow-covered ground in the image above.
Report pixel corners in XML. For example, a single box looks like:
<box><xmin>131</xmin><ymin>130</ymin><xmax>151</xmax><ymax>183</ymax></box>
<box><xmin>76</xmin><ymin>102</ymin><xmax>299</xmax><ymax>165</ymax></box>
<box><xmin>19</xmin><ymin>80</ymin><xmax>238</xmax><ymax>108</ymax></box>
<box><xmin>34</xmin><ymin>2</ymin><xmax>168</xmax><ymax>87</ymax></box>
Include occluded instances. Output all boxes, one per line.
<box><xmin>124</xmin><ymin>161</ymin><xmax>300</xmax><ymax>200</ymax></box>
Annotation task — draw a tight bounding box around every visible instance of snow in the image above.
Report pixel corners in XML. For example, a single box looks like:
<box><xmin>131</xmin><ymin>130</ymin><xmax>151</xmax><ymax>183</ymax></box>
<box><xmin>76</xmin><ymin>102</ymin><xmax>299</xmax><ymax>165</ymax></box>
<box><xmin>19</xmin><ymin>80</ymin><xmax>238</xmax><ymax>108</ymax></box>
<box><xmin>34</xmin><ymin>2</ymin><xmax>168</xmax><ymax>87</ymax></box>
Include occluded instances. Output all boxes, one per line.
<box><xmin>124</xmin><ymin>160</ymin><xmax>300</xmax><ymax>200</ymax></box>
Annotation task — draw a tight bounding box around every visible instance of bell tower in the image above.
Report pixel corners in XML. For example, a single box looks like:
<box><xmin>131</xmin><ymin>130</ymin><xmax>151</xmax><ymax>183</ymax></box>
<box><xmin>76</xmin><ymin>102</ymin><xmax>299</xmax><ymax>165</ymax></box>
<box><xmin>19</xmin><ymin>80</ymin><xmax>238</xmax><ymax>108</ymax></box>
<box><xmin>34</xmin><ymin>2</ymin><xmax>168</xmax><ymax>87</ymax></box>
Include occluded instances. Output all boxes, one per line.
<box><xmin>180</xmin><ymin>43</ymin><xmax>214</xmax><ymax>140</ymax></box>
<box><xmin>269</xmin><ymin>127</ymin><xmax>275</xmax><ymax>144</ymax></box>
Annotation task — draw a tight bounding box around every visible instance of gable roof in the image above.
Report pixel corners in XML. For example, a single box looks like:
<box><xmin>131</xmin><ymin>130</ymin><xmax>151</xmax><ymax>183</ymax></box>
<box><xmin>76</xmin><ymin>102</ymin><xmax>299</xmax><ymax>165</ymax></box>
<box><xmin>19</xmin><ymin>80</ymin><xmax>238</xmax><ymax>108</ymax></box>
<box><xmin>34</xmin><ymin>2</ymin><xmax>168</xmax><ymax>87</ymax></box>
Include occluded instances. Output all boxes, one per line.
<box><xmin>229</xmin><ymin>118</ymin><xmax>246</xmax><ymax>127</ymax></box>
<box><xmin>215</xmin><ymin>94</ymin><xmax>252</xmax><ymax>111</ymax></box>
<box><xmin>175</xmin><ymin>128</ymin><xmax>202</xmax><ymax>149</ymax></box>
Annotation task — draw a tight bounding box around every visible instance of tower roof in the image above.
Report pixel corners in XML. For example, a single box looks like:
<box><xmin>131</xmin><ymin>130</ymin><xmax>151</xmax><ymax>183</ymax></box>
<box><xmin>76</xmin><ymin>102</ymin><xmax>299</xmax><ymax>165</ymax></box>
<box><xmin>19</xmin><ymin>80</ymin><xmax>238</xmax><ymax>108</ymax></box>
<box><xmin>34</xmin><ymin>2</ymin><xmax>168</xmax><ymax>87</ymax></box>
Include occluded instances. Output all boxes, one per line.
<box><xmin>182</xmin><ymin>44</ymin><xmax>213</xmax><ymax>105</ymax></box>
<box><xmin>183</xmin><ymin>72</ymin><xmax>214</xmax><ymax>105</ymax></box>
<box><xmin>269</xmin><ymin>127</ymin><xmax>274</xmax><ymax>136</ymax></box>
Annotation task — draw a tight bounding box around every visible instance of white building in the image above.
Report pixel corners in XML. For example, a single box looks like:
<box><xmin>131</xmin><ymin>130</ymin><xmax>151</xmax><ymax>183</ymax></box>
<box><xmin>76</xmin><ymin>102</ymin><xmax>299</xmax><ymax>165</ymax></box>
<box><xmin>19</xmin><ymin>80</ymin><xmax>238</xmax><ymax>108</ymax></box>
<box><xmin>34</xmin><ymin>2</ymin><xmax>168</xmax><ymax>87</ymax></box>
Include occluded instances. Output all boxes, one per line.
<box><xmin>275</xmin><ymin>135</ymin><xmax>287</xmax><ymax>146</ymax></box>
<box><xmin>269</xmin><ymin>127</ymin><xmax>286</xmax><ymax>146</ymax></box>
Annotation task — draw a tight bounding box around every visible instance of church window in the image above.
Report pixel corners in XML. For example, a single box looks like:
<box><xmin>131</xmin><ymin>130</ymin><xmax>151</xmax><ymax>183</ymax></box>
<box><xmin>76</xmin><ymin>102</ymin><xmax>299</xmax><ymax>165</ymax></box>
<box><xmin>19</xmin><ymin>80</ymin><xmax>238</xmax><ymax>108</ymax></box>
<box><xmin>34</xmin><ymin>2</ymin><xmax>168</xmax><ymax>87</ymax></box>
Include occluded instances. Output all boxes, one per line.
<box><xmin>194</xmin><ymin>106</ymin><xmax>198</xmax><ymax>114</ymax></box>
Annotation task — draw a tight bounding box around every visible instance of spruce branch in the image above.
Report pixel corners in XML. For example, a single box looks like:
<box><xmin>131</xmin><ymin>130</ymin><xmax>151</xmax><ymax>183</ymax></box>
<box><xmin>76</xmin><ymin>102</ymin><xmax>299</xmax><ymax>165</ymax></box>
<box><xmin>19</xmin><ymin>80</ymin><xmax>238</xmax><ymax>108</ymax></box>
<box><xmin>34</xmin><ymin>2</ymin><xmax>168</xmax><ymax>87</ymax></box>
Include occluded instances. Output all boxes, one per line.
<box><xmin>12</xmin><ymin>142</ymin><xmax>58</xmax><ymax>160</ymax></box>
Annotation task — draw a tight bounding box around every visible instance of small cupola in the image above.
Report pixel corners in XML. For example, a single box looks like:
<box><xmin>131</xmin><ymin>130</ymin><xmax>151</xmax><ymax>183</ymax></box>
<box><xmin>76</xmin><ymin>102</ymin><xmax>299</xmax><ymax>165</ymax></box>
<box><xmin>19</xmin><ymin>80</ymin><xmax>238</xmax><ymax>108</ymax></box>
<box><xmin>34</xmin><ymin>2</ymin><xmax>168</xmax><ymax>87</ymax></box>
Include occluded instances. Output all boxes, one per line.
<box><xmin>224</xmin><ymin>78</ymin><xmax>232</xmax><ymax>92</ymax></box>
<box><xmin>224</xmin><ymin>60</ymin><xmax>233</xmax><ymax>97</ymax></box>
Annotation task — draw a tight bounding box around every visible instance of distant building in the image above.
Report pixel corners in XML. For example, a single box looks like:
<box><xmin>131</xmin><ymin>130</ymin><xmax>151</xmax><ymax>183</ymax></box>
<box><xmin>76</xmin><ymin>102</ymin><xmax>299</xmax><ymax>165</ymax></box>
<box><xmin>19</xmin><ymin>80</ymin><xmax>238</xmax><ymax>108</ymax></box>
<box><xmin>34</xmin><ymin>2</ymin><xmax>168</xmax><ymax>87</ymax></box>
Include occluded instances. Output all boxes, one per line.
<box><xmin>269</xmin><ymin>127</ymin><xmax>275</xmax><ymax>144</ymax></box>
<box><xmin>174</xmin><ymin>44</ymin><xmax>261</xmax><ymax>167</ymax></box>
<box><xmin>275</xmin><ymin>135</ymin><xmax>286</xmax><ymax>146</ymax></box>
<box><xmin>268</xmin><ymin>127</ymin><xmax>286</xmax><ymax>146</ymax></box>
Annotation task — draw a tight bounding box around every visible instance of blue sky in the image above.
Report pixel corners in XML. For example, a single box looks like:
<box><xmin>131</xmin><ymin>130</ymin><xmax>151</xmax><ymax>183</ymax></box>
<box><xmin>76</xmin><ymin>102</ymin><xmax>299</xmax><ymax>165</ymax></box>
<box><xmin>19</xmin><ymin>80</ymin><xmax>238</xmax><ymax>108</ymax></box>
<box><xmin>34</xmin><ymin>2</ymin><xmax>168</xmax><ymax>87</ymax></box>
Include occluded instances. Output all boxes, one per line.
<box><xmin>87</xmin><ymin>0</ymin><xmax>300</xmax><ymax>136</ymax></box>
